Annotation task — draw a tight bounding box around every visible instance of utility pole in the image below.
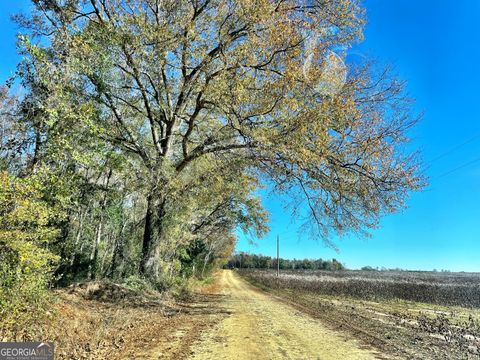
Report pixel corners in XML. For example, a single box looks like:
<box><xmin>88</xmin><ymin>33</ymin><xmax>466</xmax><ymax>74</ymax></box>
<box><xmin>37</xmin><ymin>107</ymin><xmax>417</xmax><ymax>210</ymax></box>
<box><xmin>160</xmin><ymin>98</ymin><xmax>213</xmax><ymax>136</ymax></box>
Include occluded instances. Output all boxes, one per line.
<box><xmin>276</xmin><ymin>235</ymin><xmax>280</xmax><ymax>277</ymax></box>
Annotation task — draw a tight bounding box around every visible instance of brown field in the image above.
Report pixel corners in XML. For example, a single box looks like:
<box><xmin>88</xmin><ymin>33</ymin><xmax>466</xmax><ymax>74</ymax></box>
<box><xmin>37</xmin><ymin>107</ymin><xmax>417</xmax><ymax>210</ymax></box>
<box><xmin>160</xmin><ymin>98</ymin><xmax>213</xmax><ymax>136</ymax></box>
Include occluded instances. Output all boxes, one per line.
<box><xmin>240</xmin><ymin>269</ymin><xmax>480</xmax><ymax>359</ymax></box>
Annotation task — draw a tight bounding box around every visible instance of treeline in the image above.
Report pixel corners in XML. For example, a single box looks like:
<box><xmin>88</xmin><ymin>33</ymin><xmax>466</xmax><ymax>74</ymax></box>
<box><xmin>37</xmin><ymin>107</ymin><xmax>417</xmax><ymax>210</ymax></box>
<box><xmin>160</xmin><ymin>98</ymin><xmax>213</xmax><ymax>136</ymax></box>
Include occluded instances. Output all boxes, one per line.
<box><xmin>226</xmin><ymin>253</ymin><xmax>345</xmax><ymax>271</ymax></box>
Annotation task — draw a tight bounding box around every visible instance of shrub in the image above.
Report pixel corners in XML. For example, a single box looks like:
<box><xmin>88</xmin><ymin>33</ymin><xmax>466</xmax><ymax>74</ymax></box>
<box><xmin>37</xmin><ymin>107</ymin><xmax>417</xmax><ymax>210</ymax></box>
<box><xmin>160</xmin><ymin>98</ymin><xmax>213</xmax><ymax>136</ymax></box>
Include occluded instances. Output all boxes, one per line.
<box><xmin>121</xmin><ymin>275</ymin><xmax>153</xmax><ymax>292</ymax></box>
<box><xmin>0</xmin><ymin>172</ymin><xmax>62</xmax><ymax>339</ymax></box>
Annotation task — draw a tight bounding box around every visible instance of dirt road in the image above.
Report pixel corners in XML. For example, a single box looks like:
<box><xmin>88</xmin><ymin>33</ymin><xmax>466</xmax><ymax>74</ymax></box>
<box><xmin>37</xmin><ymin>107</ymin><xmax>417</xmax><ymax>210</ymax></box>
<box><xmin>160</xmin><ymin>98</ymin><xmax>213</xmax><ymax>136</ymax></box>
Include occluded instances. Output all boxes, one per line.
<box><xmin>189</xmin><ymin>270</ymin><xmax>383</xmax><ymax>360</ymax></box>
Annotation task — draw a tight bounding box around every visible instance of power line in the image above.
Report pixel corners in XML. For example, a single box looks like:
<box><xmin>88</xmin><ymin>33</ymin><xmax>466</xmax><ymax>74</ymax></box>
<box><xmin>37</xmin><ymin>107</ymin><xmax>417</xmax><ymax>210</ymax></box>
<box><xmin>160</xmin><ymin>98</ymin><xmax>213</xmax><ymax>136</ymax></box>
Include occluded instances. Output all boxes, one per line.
<box><xmin>423</xmin><ymin>131</ymin><xmax>480</xmax><ymax>180</ymax></box>
<box><xmin>425</xmin><ymin>132</ymin><xmax>480</xmax><ymax>168</ymax></box>
<box><xmin>433</xmin><ymin>156</ymin><xmax>480</xmax><ymax>180</ymax></box>
<box><xmin>276</xmin><ymin>235</ymin><xmax>280</xmax><ymax>277</ymax></box>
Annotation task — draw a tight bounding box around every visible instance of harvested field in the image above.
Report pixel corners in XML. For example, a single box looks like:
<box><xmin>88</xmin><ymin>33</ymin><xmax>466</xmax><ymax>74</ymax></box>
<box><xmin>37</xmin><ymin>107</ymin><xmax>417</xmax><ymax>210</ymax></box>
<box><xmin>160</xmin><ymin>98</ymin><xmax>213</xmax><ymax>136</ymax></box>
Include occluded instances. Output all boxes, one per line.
<box><xmin>241</xmin><ymin>269</ymin><xmax>480</xmax><ymax>307</ymax></box>
<box><xmin>240</xmin><ymin>269</ymin><xmax>480</xmax><ymax>359</ymax></box>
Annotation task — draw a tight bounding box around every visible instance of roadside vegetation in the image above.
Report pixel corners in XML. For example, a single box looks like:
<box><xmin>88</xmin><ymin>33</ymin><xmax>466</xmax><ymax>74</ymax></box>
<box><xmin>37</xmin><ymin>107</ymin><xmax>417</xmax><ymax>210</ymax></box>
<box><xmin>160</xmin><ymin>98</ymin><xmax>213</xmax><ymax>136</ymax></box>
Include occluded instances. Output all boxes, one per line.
<box><xmin>0</xmin><ymin>171</ymin><xmax>62</xmax><ymax>339</ymax></box>
<box><xmin>240</xmin><ymin>269</ymin><xmax>480</xmax><ymax>359</ymax></box>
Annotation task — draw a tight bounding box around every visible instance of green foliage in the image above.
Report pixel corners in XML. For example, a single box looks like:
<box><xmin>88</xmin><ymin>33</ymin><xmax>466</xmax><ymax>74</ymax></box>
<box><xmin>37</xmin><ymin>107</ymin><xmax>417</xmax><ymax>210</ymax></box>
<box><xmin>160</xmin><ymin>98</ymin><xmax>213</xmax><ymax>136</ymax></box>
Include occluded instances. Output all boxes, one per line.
<box><xmin>121</xmin><ymin>275</ymin><xmax>153</xmax><ymax>292</ymax></box>
<box><xmin>0</xmin><ymin>171</ymin><xmax>62</xmax><ymax>338</ymax></box>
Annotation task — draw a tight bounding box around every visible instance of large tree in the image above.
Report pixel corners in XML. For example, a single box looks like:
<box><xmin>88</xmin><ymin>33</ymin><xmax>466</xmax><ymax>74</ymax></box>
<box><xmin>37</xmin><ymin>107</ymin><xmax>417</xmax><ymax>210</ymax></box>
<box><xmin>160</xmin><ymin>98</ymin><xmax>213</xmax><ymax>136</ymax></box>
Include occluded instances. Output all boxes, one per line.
<box><xmin>14</xmin><ymin>0</ymin><xmax>422</xmax><ymax>277</ymax></box>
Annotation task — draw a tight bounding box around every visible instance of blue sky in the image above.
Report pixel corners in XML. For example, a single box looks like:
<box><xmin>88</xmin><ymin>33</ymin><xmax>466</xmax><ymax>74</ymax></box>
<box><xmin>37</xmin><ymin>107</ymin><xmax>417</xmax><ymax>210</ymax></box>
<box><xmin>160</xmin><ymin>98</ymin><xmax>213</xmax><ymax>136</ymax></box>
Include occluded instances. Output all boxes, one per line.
<box><xmin>1</xmin><ymin>1</ymin><xmax>479</xmax><ymax>271</ymax></box>
<box><xmin>237</xmin><ymin>0</ymin><xmax>480</xmax><ymax>272</ymax></box>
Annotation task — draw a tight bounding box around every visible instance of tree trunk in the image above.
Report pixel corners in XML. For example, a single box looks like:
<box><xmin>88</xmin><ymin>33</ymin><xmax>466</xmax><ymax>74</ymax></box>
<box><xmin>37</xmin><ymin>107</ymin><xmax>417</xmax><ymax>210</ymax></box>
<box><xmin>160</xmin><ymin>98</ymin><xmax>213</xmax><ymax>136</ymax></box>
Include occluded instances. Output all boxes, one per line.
<box><xmin>87</xmin><ymin>169</ymin><xmax>112</xmax><ymax>280</ymax></box>
<box><xmin>202</xmin><ymin>251</ymin><xmax>211</xmax><ymax>278</ymax></box>
<box><xmin>139</xmin><ymin>165</ymin><xmax>171</xmax><ymax>277</ymax></box>
<box><xmin>87</xmin><ymin>221</ymin><xmax>102</xmax><ymax>280</ymax></box>
<box><xmin>108</xmin><ymin>221</ymin><xmax>127</xmax><ymax>278</ymax></box>
<box><xmin>139</xmin><ymin>194</ymin><xmax>154</xmax><ymax>275</ymax></box>
<box><xmin>70</xmin><ymin>208</ymin><xmax>86</xmax><ymax>266</ymax></box>
<box><xmin>139</xmin><ymin>192</ymin><xmax>167</xmax><ymax>276</ymax></box>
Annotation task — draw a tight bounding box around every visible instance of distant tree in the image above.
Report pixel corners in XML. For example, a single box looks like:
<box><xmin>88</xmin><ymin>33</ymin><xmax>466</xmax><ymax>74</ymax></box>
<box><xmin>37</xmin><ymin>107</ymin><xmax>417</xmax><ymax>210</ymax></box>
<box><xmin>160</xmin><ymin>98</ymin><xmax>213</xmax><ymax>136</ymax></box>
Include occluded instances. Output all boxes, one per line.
<box><xmin>226</xmin><ymin>253</ymin><xmax>344</xmax><ymax>271</ymax></box>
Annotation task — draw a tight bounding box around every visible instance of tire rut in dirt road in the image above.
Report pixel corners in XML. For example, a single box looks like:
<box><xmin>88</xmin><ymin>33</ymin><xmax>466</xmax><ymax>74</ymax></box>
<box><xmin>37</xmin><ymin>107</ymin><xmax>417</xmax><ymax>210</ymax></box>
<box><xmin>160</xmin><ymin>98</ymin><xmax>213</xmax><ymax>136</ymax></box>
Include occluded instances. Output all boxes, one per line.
<box><xmin>189</xmin><ymin>270</ymin><xmax>385</xmax><ymax>360</ymax></box>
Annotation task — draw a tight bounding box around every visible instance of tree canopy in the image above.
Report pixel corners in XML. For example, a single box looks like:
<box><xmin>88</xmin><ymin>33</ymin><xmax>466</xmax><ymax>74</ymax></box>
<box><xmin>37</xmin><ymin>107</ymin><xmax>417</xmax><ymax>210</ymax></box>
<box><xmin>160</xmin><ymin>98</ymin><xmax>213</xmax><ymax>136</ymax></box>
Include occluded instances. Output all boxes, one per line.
<box><xmin>1</xmin><ymin>0</ymin><xmax>423</xmax><ymax>285</ymax></box>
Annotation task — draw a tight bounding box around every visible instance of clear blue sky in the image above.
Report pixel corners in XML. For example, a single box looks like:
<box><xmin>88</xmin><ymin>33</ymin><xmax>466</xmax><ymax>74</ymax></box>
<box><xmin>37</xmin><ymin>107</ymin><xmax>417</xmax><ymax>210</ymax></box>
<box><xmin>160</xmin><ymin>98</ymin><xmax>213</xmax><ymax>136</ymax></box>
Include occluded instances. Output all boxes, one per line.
<box><xmin>1</xmin><ymin>1</ymin><xmax>479</xmax><ymax>271</ymax></box>
<box><xmin>237</xmin><ymin>0</ymin><xmax>480</xmax><ymax>272</ymax></box>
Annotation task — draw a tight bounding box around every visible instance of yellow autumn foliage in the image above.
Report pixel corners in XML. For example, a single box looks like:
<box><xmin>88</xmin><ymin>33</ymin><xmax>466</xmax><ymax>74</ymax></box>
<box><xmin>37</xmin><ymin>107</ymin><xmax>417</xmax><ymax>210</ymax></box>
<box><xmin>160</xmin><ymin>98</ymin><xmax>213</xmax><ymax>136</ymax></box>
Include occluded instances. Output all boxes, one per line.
<box><xmin>0</xmin><ymin>171</ymin><xmax>61</xmax><ymax>339</ymax></box>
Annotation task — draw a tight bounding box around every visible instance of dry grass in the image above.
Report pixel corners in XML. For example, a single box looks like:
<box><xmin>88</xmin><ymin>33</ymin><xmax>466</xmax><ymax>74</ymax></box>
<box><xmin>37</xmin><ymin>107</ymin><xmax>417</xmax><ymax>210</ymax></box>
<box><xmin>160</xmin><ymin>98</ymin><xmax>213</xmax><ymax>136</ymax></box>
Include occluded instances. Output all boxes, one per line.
<box><xmin>0</xmin><ymin>280</ymin><xmax>224</xmax><ymax>359</ymax></box>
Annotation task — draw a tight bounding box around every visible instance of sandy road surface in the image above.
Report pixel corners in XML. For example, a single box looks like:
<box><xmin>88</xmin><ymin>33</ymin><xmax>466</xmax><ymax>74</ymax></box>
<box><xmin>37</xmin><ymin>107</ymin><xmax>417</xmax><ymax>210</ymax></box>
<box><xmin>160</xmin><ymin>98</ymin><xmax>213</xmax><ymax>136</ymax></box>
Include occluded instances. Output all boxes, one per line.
<box><xmin>189</xmin><ymin>270</ymin><xmax>383</xmax><ymax>360</ymax></box>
